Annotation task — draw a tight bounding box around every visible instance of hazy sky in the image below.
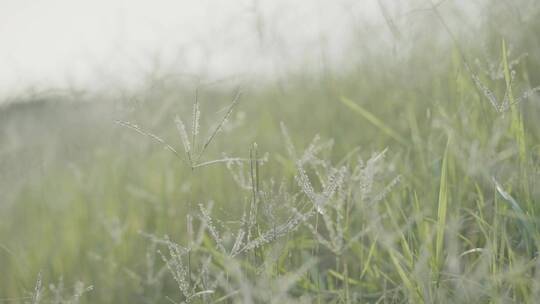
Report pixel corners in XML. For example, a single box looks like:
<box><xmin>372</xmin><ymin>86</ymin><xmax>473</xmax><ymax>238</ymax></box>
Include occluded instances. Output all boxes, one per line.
<box><xmin>0</xmin><ymin>0</ymin><xmax>400</xmax><ymax>97</ymax></box>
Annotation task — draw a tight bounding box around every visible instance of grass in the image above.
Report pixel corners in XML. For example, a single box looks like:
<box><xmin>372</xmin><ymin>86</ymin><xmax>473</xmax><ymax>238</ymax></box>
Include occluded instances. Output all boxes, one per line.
<box><xmin>435</xmin><ymin>139</ymin><xmax>449</xmax><ymax>277</ymax></box>
<box><xmin>340</xmin><ymin>97</ymin><xmax>408</xmax><ymax>146</ymax></box>
<box><xmin>1</xmin><ymin>1</ymin><xmax>540</xmax><ymax>303</ymax></box>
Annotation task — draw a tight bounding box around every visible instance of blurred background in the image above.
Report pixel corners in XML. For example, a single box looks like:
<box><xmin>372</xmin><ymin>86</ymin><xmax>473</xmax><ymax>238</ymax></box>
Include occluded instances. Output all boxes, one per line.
<box><xmin>0</xmin><ymin>0</ymin><xmax>485</xmax><ymax>96</ymax></box>
<box><xmin>0</xmin><ymin>0</ymin><xmax>382</xmax><ymax>95</ymax></box>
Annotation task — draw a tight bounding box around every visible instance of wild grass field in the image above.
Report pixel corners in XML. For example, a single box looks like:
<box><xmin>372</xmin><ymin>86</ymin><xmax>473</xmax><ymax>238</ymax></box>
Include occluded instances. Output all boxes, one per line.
<box><xmin>1</xmin><ymin>1</ymin><xmax>540</xmax><ymax>303</ymax></box>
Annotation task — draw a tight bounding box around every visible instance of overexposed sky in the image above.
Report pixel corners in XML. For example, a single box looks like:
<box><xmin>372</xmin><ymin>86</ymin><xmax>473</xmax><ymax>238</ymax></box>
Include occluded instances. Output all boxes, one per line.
<box><xmin>0</xmin><ymin>0</ymin><xmax>407</xmax><ymax>97</ymax></box>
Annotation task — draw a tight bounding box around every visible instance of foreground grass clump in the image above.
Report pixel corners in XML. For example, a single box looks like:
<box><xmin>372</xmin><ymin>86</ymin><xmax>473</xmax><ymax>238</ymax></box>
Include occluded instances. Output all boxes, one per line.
<box><xmin>2</xmin><ymin>2</ymin><xmax>540</xmax><ymax>303</ymax></box>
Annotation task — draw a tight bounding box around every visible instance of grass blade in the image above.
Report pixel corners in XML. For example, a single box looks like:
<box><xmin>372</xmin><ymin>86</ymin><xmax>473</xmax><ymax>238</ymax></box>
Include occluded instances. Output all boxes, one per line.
<box><xmin>340</xmin><ymin>97</ymin><xmax>408</xmax><ymax>146</ymax></box>
<box><xmin>435</xmin><ymin>140</ymin><xmax>449</xmax><ymax>271</ymax></box>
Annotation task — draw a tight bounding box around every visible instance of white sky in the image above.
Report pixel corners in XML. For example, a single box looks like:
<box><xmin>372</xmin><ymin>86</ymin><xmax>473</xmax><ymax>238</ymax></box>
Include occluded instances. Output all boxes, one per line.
<box><xmin>0</xmin><ymin>0</ymin><xmax>398</xmax><ymax>97</ymax></box>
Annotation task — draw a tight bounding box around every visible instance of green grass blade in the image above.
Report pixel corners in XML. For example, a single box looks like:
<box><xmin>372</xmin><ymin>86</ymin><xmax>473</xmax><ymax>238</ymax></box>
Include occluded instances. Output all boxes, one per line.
<box><xmin>502</xmin><ymin>39</ymin><xmax>526</xmax><ymax>164</ymax></box>
<box><xmin>388</xmin><ymin>249</ymin><xmax>421</xmax><ymax>303</ymax></box>
<box><xmin>435</xmin><ymin>141</ymin><xmax>450</xmax><ymax>271</ymax></box>
<box><xmin>340</xmin><ymin>97</ymin><xmax>408</xmax><ymax>146</ymax></box>
<box><xmin>493</xmin><ymin>178</ymin><xmax>535</xmax><ymax>253</ymax></box>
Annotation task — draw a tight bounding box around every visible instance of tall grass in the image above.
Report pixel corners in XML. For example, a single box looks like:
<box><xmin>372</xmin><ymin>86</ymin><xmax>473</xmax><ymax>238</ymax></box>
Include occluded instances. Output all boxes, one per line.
<box><xmin>1</xmin><ymin>0</ymin><xmax>540</xmax><ymax>303</ymax></box>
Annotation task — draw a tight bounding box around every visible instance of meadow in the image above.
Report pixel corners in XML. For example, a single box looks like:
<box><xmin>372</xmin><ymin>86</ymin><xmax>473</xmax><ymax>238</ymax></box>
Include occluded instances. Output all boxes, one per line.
<box><xmin>1</xmin><ymin>1</ymin><xmax>540</xmax><ymax>303</ymax></box>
